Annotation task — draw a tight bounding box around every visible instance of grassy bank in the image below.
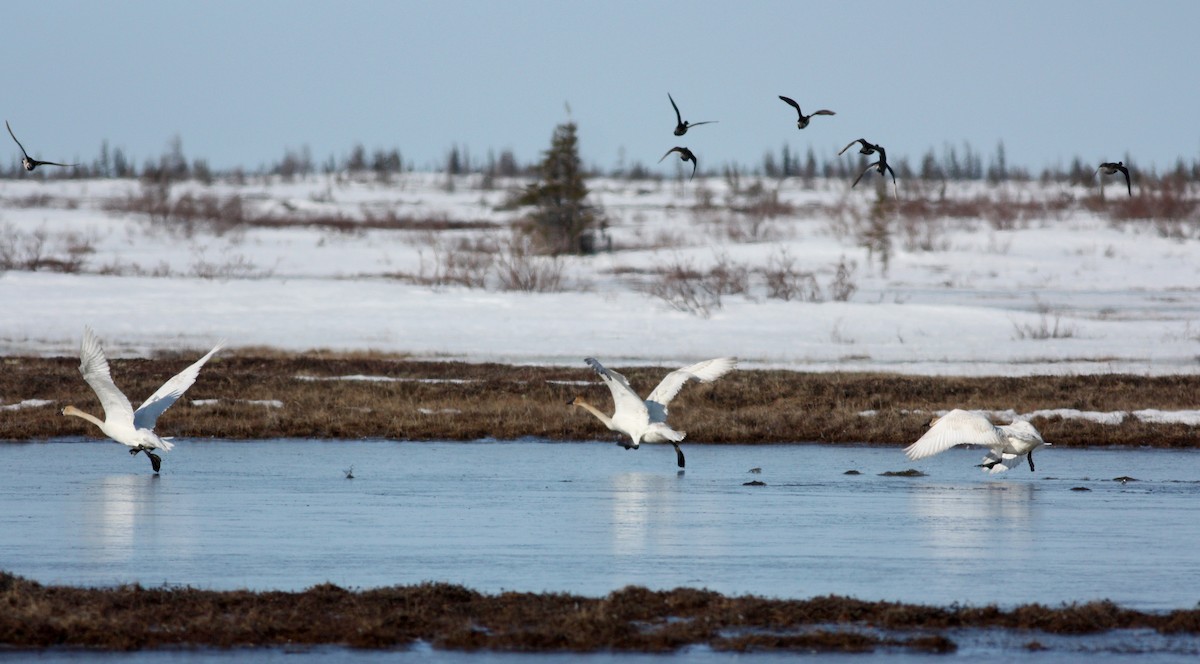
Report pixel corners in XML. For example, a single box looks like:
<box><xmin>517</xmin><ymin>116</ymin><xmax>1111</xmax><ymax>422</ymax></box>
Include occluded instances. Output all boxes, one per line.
<box><xmin>2</xmin><ymin>352</ymin><xmax>1199</xmax><ymax>447</ymax></box>
<box><xmin>2</xmin><ymin>572</ymin><xmax>1199</xmax><ymax>653</ymax></box>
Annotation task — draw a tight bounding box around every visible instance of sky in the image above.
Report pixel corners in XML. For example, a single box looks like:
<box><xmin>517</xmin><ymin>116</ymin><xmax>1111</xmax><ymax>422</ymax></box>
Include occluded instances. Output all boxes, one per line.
<box><xmin>5</xmin><ymin>1</ymin><xmax>1199</xmax><ymax>174</ymax></box>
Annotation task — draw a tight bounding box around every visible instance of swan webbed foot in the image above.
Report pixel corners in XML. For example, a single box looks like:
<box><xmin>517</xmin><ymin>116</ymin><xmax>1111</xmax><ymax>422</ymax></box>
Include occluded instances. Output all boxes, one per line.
<box><xmin>146</xmin><ymin>451</ymin><xmax>162</xmax><ymax>473</ymax></box>
<box><xmin>673</xmin><ymin>443</ymin><xmax>685</xmax><ymax>469</ymax></box>
<box><xmin>128</xmin><ymin>447</ymin><xmax>140</xmax><ymax>456</ymax></box>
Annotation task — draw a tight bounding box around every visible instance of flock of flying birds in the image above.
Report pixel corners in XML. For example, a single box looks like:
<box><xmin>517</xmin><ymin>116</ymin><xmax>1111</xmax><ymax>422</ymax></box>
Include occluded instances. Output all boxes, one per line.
<box><xmin>9</xmin><ymin>110</ymin><xmax>1131</xmax><ymax>196</ymax></box>
<box><xmin>653</xmin><ymin>93</ymin><xmax>1134</xmax><ymax>196</ymax></box>
<box><xmin>61</xmin><ymin>327</ymin><xmax>1046</xmax><ymax>476</ymax></box>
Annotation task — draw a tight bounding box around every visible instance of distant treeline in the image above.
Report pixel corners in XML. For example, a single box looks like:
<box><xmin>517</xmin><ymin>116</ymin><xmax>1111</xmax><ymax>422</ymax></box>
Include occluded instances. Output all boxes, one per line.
<box><xmin>3</xmin><ymin>135</ymin><xmax>1199</xmax><ymax>185</ymax></box>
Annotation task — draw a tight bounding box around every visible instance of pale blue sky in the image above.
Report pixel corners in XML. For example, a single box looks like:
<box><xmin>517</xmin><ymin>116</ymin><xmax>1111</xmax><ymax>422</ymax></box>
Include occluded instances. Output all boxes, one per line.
<box><xmin>5</xmin><ymin>1</ymin><xmax>1197</xmax><ymax>173</ymax></box>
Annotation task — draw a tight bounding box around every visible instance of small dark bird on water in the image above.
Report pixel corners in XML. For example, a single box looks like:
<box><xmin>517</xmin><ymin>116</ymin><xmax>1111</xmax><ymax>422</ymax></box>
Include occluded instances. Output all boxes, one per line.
<box><xmin>6</xmin><ymin>120</ymin><xmax>77</xmax><ymax>171</ymax></box>
<box><xmin>659</xmin><ymin>146</ymin><xmax>698</xmax><ymax>180</ymax></box>
<box><xmin>778</xmin><ymin>95</ymin><xmax>835</xmax><ymax>129</ymax></box>
<box><xmin>838</xmin><ymin>138</ymin><xmax>881</xmax><ymax>156</ymax></box>
<box><xmin>668</xmin><ymin>93</ymin><xmax>717</xmax><ymax>136</ymax></box>
<box><xmin>849</xmin><ymin>142</ymin><xmax>897</xmax><ymax>196</ymax></box>
<box><xmin>1096</xmin><ymin>161</ymin><xmax>1131</xmax><ymax>197</ymax></box>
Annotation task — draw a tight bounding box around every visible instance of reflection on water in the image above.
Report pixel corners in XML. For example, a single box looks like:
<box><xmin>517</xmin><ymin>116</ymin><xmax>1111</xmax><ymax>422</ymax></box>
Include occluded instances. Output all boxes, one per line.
<box><xmin>910</xmin><ymin>481</ymin><xmax>1036</xmax><ymax>556</ymax></box>
<box><xmin>608</xmin><ymin>472</ymin><xmax>682</xmax><ymax>556</ymax></box>
<box><xmin>78</xmin><ymin>473</ymin><xmax>199</xmax><ymax>568</ymax></box>
<box><xmin>83</xmin><ymin>474</ymin><xmax>160</xmax><ymax>560</ymax></box>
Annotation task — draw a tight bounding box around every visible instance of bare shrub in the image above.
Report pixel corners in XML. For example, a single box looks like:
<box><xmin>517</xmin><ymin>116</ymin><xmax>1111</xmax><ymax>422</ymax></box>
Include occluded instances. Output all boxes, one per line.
<box><xmin>494</xmin><ymin>232</ymin><xmax>566</xmax><ymax>292</ymax></box>
<box><xmin>0</xmin><ymin>223</ymin><xmax>94</xmax><ymax>273</ymax></box>
<box><xmin>1102</xmin><ymin>179</ymin><xmax>1200</xmax><ymax>239</ymax></box>
<box><xmin>829</xmin><ymin>256</ymin><xmax>858</xmax><ymax>302</ymax></box>
<box><xmin>643</xmin><ymin>256</ymin><xmax>723</xmax><ymax>317</ymax></box>
<box><xmin>707</xmin><ymin>252</ymin><xmax>750</xmax><ymax>297</ymax></box>
<box><xmin>190</xmin><ymin>252</ymin><xmax>272</xmax><ymax>281</ymax></box>
<box><xmin>413</xmin><ymin>234</ymin><xmax>494</xmax><ymax>289</ymax></box>
<box><xmin>1012</xmin><ymin>313</ymin><xmax>1077</xmax><ymax>340</ymax></box>
<box><xmin>762</xmin><ymin>248</ymin><xmax>821</xmax><ymax>302</ymax></box>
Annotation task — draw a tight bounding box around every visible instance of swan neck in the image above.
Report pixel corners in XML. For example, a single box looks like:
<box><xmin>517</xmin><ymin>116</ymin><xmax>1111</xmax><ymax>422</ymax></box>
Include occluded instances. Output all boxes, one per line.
<box><xmin>63</xmin><ymin>406</ymin><xmax>105</xmax><ymax>430</ymax></box>
<box><xmin>575</xmin><ymin>399</ymin><xmax>616</xmax><ymax>429</ymax></box>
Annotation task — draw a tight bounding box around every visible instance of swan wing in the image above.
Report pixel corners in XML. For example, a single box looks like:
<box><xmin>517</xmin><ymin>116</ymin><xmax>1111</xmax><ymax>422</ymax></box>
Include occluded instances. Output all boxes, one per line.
<box><xmin>645</xmin><ymin>357</ymin><xmax>737</xmax><ymax>421</ymax></box>
<box><xmin>904</xmin><ymin>409</ymin><xmax>1003</xmax><ymax>460</ymax></box>
<box><xmin>584</xmin><ymin>357</ymin><xmax>649</xmax><ymax>422</ymax></box>
<box><xmin>133</xmin><ymin>341</ymin><xmax>224</xmax><ymax>430</ymax></box>
<box><xmin>78</xmin><ymin>327</ymin><xmax>135</xmax><ymax>426</ymax></box>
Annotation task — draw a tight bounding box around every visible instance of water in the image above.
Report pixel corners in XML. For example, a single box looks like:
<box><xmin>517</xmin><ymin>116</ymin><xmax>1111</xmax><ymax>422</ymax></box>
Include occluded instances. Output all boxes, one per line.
<box><xmin>2</xmin><ymin>439</ymin><xmax>1200</xmax><ymax>661</ymax></box>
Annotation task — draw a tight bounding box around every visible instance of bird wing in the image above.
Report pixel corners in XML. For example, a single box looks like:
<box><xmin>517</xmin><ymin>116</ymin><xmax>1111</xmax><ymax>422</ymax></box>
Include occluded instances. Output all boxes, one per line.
<box><xmin>851</xmin><ymin>162</ymin><xmax>877</xmax><ymax>188</ymax></box>
<box><xmin>132</xmin><ymin>341</ymin><xmax>224</xmax><ymax>430</ymax></box>
<box><xmin>1120</xmin><ymin>166</ymin><xmax>1131</xmax><ymax>195</ymax></box>
<box><xmin>5</xmin><ymin>120</ymin><xmax>30</xmax><ymax>159</ymax></box>
<box><xmin>689</xmin><ymin>154</ymin><xmax>698</xmax><ymax>179</ymax></box>
<box><xmin>77</xmin><ymin>327</ymin><xmax>136</xmax><ymax>426</ymax></box>
<box><xmin>687</xmin><ymin>120</ymin><xmax>718</xmax><ymax>127</ymax></box>
<box><xmin>838</xmin><ymin>139</ymin><xmax>862</xmax><ymax>156</ymax></box>
<box><xmin>668</xmin><ymin>93</ymin><xmax>682</xmax><ymax>124</ymax></box>
<box><xmin>33</xmin><ymin>159</ymin><xmax>76</xmax><ymax>168</ymax></box>
<box><xmin>904</xmin><ymin>409</ymin><xmax>1004</xmax><ymax>460</ymax></box>
<box><xmin>813</xmin><ymin>110</ymin><xmax>835</xmax><ymax>116</ymax></box>
<box><xmin>584</xmin><ymin>357</ymin><xmax>649</xmax><ymax>423</ymax></box>
<box><xmin>884</xmin><ymin>161</ymin><xmax>897</xmax><ymax>184</ymax></box>
<box><xmin>645</xmin><ymin>357</ymin><xmax>737</xmax><ymax>421</ymax></box>
<box><xmin>658</xmin><ymin>147</ymin><xmax>681</xmax><ymax>163</ymax></box>
<box><xmin>778</xmin><ymin>95</ymin><xmax>801</xmax><ymax>116</ymax></box>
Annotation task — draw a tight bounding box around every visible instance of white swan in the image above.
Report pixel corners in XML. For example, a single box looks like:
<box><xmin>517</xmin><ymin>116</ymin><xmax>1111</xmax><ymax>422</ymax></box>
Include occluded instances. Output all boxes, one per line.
<box><xmin>570</xmin><ymin>356</ymin><xmax>737</xmax><ymax>468</ymax></box>
<box><xmin>904</xmin><ymin>409</ymin><xmax>1048</xmax><ymax>473</ymax></box>
<box><xmin>61</xmin><ymin>327</ymin><xmax>223</xmax><ymax>473</ymax></box>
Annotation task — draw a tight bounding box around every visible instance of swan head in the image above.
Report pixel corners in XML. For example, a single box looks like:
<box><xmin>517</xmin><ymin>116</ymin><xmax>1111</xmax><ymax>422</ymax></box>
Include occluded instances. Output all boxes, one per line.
<box><xmin>62</xmin><ymin>405</ymin><xmax>84</xmax><ymax>418</ymax></box>
<box><xmin>568</xmin><ymin>396</ymin><xmax>585</xmax><ymax>407</ymax></box>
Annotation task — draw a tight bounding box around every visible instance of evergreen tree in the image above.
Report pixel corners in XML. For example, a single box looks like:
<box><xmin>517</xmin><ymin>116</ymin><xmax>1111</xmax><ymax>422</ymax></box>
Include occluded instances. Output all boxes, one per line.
<box><xmin>517</xmin><ymin>121</ymin><xmax>603</xmax><ymax>255</ymax></box>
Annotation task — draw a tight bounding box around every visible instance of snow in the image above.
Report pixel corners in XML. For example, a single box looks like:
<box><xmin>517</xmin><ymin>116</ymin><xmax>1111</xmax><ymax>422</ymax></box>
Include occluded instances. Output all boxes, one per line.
<box><xmin>3</xmin><ymin>173</ymin><xmax>1200</xmax><ymax>377</ymax></box>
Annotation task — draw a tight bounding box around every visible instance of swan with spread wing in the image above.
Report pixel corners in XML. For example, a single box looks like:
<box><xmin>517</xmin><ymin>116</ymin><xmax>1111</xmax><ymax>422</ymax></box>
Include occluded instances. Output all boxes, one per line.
<box><xmin>62</xmin><ymin>327</ymin><xmax>223</xmax><ymax>472</ymax></box>
<box><xmin>570</xmin><ymin>357</ymin><xmax>737</xmax><ymax>468</ymax></box>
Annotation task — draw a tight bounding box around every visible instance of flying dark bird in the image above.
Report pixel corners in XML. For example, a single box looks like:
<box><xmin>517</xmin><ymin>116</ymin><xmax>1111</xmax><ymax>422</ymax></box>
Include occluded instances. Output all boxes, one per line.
<box><xmin>838</xmin><ymin>138</ymin><xmax>881</xmax><ymax>156</ymax></box>
<box><xmin>668</xmin><ymin>93</ymin><xmax>717</xmax><ymax>136</ymax></box>
<box><xmin>778</xmin><ymin>95</ymin><xmax>835</xmax><ymax>129</ymax></box>
<box><xmin>1096</xmin><ymin>161</ymin><xmax>1132</xmax><ymax>197</ymax></box>
<box><xmin>849</xmin><ymin>142</ymin><xmax>897</xmax><ymax>196</ymax></box>
<box><xmin>6</xmin><ymin>121</ymin><xmax>77</xmax><ymax>172</ymax></box>
<box><xmin>659</xmin><ymin>146</ymin><xmax>698</xmax><ymax>180</ymax></box>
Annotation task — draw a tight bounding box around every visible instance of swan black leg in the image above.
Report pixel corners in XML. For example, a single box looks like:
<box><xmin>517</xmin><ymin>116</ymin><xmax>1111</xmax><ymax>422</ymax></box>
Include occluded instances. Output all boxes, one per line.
<box><xmin>1027</xmin><ymin>450</ymin><xmax>1035</xmax><ymax>472</ymax></box>
<box><xmin>673</xmin><ymin>443</ymin><xmax>685</xmax><ymax>469</ymax></box>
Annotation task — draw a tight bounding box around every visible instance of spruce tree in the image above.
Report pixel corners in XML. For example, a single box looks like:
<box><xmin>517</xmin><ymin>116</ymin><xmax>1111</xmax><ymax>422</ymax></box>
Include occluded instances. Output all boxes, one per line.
<box><xmin>518</xmin><ymin>121</ymin><xmax>603</xmax><ymax>254</ymax></box>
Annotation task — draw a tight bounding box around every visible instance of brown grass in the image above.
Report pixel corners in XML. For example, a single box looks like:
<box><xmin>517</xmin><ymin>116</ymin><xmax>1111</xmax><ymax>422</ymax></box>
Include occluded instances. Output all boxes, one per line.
<box><xmin>2</xmin><ymin>353</ymin><xmax>1199</xmax><ymax>448</ymax></box>
<box><xmin>2</xmin><ymin>573</ymin><xmax>1198</xmax><ymax>652</ymax></box>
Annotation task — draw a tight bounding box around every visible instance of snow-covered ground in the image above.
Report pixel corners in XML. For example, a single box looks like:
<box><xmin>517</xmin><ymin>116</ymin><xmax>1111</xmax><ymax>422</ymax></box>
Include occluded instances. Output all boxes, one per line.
<box><xmin>2</xmin><ymin>173</ymin><xmax>1199</xmax><ymax>376</ymax></box>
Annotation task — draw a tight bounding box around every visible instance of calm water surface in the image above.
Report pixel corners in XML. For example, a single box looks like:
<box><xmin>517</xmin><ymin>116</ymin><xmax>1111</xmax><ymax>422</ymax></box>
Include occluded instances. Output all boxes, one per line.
<box><xmin>2</xmin><ymin>439</ymin><xmax>1200</xmax><ymax>661</ymax></box>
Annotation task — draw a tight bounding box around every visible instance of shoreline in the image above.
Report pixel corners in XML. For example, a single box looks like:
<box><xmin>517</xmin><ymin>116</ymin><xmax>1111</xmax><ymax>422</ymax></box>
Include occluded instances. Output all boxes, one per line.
<box><xmin>2</xmin><ymin>573</ymin><xmax>1198</xmax><ymax>653</ymax></box>
<box><xmin>3</xmin><ymin>353</ymin><xmax>1199</xmax><ymax>447</ymax></box>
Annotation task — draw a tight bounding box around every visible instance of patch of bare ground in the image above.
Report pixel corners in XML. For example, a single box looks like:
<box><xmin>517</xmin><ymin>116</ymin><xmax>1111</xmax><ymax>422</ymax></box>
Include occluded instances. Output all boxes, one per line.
<box><xmin>2</xmin><ymin>354</ymin><xmax>1199</xmax><ymax>447</ymax></box>
<box><xmin>2</xmin><ymin>574</ymin><xmax>1199</xmax><ymax>652</ymax></box>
